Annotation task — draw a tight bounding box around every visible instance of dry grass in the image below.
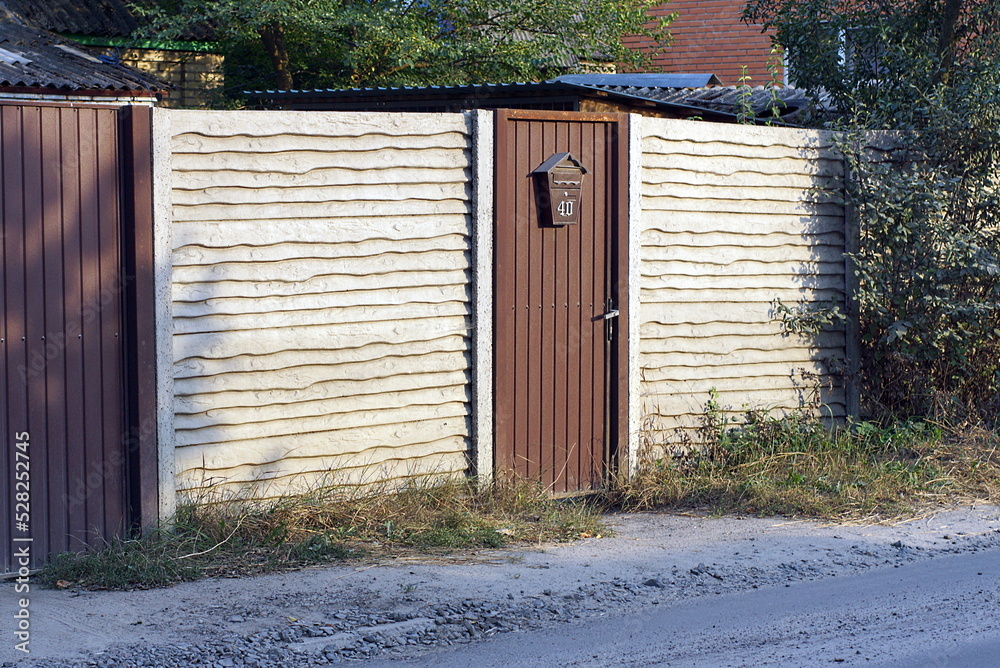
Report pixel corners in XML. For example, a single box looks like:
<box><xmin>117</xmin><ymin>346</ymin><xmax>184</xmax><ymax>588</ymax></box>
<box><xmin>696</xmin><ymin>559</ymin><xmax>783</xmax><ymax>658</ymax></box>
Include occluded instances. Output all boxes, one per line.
<box><xmin>36</xmin><ymin>410</ymin><xmax>1000</xmax><ymax>590</ymax></box>
<box><xmin>606</xmin><ymin>410</ymin><xmax>1000</xmax><ymax>523</ymax></box>
<box><xmin>36</xmin><ymin>475</ymin><xmax>603</xmax><ymax>590</ymax></box>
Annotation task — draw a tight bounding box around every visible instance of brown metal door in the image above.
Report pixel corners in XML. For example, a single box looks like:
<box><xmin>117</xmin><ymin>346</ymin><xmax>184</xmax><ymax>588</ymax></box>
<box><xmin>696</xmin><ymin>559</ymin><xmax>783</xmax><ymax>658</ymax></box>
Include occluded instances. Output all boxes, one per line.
<box><xmin>0</xmin><ymin>102</ymin><xmax>154</xmax><ymax>571</ymax></box>
<box><xmin>494</xmin><ymin>110</ymin><xmax>629</xmax><ymax>493</ymax></box>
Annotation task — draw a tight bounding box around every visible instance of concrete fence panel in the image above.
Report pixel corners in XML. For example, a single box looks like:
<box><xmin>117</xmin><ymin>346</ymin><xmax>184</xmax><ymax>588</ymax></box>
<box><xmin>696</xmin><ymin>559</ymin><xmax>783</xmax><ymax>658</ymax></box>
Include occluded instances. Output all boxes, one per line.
<box><xmin>165</xmin><ymin>110</ymin><xmax>475</xmax><ymax>495</ymax></box>
<box><xmin>638</xmin><ymin>119</ymin><xmax>850</xmax><ymax>450</ymax></box>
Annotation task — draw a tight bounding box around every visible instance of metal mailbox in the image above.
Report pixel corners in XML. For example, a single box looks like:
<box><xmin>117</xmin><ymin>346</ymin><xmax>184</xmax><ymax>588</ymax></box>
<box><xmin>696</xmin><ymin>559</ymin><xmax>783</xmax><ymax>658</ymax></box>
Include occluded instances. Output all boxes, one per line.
<box><xmin>532</xmin><ymin>152</ymin><xmax>588</xmax><ymax>226</ymax></box>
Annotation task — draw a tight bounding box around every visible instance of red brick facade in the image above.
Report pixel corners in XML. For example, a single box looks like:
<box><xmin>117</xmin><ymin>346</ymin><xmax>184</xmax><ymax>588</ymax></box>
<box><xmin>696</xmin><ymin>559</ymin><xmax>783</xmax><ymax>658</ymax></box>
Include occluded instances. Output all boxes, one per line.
<box><xmin>625</xmin><ymin>0</ymin><xmax>782</xmax><ymax>86</ymax></box>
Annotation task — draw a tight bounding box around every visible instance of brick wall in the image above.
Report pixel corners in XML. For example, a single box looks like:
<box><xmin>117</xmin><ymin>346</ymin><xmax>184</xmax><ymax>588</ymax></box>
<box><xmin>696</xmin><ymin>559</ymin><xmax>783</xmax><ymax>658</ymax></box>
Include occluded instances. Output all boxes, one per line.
<box><xmin>122</xmin><ymin>49</ymin><xmax>223</xmax><ymax>108</ymax></box>
<box><xmin>626</xmin><ymin>0</ymin><xmax>781</xmax><ymax>86</ymax></box>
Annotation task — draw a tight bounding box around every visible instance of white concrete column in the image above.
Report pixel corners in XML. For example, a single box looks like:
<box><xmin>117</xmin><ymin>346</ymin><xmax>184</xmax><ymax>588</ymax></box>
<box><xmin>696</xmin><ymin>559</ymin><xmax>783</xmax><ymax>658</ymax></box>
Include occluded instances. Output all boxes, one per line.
<box><xmin>151</xmin><ymin>107</ymin><xmax>176</xmax><ymax>523</ymax></box>
<box><xmin>472</xmin><ymin>110</ymin><xmax>495</xmax><ymax>482</ymax></box>
<box><xmin>626</xmin><ymin>114</ymin><xmax>644</xmax><ymax>478</ymax></box>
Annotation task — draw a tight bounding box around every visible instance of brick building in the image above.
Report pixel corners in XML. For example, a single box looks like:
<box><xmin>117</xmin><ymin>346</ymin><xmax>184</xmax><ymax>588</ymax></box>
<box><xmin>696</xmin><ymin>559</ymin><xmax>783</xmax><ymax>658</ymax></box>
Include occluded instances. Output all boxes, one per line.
<box><xmin>626</xmin><ymin>0</ymin><xmax>781</xmax><ymax>86</ymax></box>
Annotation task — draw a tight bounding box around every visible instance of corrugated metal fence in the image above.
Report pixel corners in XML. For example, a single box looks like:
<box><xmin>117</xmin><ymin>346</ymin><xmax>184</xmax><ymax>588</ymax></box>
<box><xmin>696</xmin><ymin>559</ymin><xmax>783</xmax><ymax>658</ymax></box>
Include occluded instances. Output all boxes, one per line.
<box><xmin>0</xmin><ymin>102</ymin><xmax>156</xmax><ymax>572</ymax></box>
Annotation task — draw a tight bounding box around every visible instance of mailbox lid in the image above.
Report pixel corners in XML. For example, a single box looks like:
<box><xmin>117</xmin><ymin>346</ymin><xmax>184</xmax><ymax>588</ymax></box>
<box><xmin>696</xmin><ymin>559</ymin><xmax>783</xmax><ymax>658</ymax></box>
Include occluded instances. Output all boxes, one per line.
<box><xmin>531</xmin><ymin>152</ymin><xmax>589</xmax><ymax>177</ymax></box>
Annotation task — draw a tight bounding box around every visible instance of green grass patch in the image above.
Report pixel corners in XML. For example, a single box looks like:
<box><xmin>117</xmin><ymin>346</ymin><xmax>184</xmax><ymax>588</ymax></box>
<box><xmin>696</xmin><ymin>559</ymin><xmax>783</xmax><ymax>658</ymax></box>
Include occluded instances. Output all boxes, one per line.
<box><xmin>39</xmin><ymin>534</ymin><xmax>202</xmax><ymax>590</ymax></box>
<box><xmin>608</xmin><ymin>408</ymin><xmax>1000</xmax><ymax>521</ymax></box>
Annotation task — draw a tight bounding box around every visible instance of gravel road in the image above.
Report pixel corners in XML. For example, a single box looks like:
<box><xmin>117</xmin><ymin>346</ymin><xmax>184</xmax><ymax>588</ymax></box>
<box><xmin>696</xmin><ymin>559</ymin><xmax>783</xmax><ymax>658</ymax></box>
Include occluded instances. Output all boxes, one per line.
<box><xmin>365</xmin><ymin>542</ymin><xmax>1000</xmax><ymax>667</ymax></box>
<box><xmin>2</xmin><ymin>504</ymin><xmax>999</xmax><ymax>667</ymax></box>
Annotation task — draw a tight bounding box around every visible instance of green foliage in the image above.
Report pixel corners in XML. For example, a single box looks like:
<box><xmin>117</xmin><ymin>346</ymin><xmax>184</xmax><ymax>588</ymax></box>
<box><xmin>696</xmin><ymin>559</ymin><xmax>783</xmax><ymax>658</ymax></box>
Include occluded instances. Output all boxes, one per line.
<box><xmin>842</xmin><ymin>64</ymin><xmax>1000</xmax><ymax>418</ymax></box>
<box><xmin>744</xmin><ymin>0</ymin><xmax>1000</xmax><ymax>124</ymax></box>
<box><xmin>844</xmin><ymin>117</ymin><xmax>1000</xmax><ymax>418</ymax></box>
<box><xmin>136</xmin><ymin>0</ymin><xmax>672</xmax><ymax>96</ymax></box>
<box><xmin>772</xmin><ymin>297</ymin><xmax>847</xmax><ymax>337</ymax></box>
<box><xmin>612</xmin><ymin>398</ymin><xmax>1000</xmax><ymax>520</ymax></box>
<box><xmin>744</xmin><ymin>0</ymin><xmax>1000</xmax><ymax>419</ymax></box>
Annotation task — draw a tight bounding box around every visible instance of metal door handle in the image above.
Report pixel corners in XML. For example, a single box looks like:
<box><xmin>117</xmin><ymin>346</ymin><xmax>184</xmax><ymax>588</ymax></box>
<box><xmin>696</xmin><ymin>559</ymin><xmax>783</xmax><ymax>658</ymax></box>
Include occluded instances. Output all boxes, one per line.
<box><xmin>600</xmin><ymin>309</ymin><xmax>620</xmax><ymax>320</ymax></box>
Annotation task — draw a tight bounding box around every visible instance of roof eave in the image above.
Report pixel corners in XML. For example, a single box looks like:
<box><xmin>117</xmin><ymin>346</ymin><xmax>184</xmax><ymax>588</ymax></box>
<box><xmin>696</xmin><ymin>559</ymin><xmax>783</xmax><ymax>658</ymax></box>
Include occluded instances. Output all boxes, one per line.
<box><xmin>0</xmin><ymin>83</ymin><xmax>160</xmax><ymax>96</ymax></box>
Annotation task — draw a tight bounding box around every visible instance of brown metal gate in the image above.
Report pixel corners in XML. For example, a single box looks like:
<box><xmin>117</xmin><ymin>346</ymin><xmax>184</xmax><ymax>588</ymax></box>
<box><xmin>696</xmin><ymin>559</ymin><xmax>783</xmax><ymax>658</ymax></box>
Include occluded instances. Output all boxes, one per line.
<box><xmin>493</xmin><ymin>110</ymin><xmax>629</xmax><ymax>493</ymax></box>
<box><xmin>0</xmin><ymin>101</ymin><xmax>157</xmax><ymax>572</ymax></box>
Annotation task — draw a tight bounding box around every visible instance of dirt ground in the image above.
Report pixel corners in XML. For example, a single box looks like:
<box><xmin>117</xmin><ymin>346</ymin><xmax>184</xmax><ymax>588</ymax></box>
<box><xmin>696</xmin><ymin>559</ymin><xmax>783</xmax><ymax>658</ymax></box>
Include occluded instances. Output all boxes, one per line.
<box><xmin>3</xmin><ymin>504</ymin><xmax>1000</xmax><ymax>666</ymax></box>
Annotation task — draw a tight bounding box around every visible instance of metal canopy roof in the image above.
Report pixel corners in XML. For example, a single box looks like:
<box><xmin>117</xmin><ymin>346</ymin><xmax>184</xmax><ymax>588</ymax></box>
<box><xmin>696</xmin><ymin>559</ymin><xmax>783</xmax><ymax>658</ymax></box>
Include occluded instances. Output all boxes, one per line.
<box><xmin>246</xmin><ymin>73</ymin><xmax>811</xmax><ymax>122</ymax></box>
<box><xmin>554</xmin><ymin>73</ymin><xmax>723</xmax><ymax>88</ymax></box>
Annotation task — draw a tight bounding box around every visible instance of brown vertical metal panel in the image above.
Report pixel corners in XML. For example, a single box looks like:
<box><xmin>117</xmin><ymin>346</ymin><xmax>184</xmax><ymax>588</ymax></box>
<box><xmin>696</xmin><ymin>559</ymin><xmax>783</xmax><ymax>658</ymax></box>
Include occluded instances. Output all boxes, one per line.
<box><xmin>23</xmin><ymin>105</ymin><xmax>51</xmax><ymax>566</ymax></box>
<box><xmin>611</xmin><ymin>119</ymin><xmax>631</xmax><ymax>470</ymax></box>
<box><xmin>539</xmin><ymin>120</ymin><xmax>555</xmax><ymax>488</ymax></box>
<box><xmin>513</xmin><ymin>120</ymin><xmax>530</xmax><ymax>477</ymax></box>
<box><xmin>526</xmin><ymin>120</ymin><xmax>543</xmax><ymax>481</ymax></box>
<box><xmin>579</xmin><ymin>121</ymin><xmax>593</xmax><ymax>485</ymax></box>
<box><xmin>41</xmin><ymin>106</ymin><xmax>69</xmax><ymax>556</ymax></box>
<box><xmin>120</xmin><ymin>104</ymin><xmax>158</xmax><ymax>531</ymax></box>
<box><xmin>1</xmin><ymin>105</ymin><xmax>28</xmax><ymax>571</ymax></box>
<box><xmin>556</xmin><ymin>120</ymin><xmax>571</xmax><ymax>488</ymax></box>
<box><xmin>590</xmin><ymin>122</ymin><xmax>608</xmax><ymax>486</ymax></box>
<box><xmin>565</xmin><ymin>124</ymin><xmax>582</xmax><ymax>491</ymax></box>
<box><xmin>97</xmin><ymin>107</ymin><xmax>126</xmax><ymax>541</ymax></box>
<box><xmin>0</xmin><ymin>108</ymin><xmax>7</xmax><ymax>571</ymax></box>
<box><xmin>0</xmin><ymin>101</ymin><xmax>153</xmax><ymax>572</ymax></box>
<box><xmin>60</xmin><ymin>108</ymin><xmax>87</xmax><ymax>547</ymax></box>
<box><xmin>591</xmin><ymin>120</ymin><xmax>617</xmax><ymax>478</ymax></box>
<box><xmin>493</xmin><ymin>110</ymin><xmax>629</xmax><ymax>493</ymax></box>
<box><xmin>78</xmin><ymin>107</ymin><xmax>107</xmax><ymax>542</ymax></box>
<box><xmin>584</xmin><ymin>121</ymin><xmax>598</xmax><ymax>486</ymax></box>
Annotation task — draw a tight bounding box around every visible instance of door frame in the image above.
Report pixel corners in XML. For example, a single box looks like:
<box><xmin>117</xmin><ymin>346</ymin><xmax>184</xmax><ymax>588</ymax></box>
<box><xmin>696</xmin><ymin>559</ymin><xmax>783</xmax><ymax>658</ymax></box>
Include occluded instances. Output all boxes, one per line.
<box><xmin>473</xmin><ymin>109</ymin><xmax>636</xmax><ymax>489</ymax></box>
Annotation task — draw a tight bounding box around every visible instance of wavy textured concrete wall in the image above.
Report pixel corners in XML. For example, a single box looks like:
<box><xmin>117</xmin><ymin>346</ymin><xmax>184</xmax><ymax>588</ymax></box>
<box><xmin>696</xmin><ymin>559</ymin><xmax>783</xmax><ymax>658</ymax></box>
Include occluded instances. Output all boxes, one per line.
<box><xmin>167</xmin><ymin>110</ymin><xmax>473</xmax><ymax>494</ymax></box>
<box><xmin>639</xmin><ymin>119</ymin><xmax>849</xmax><ymax>446</ymax></box>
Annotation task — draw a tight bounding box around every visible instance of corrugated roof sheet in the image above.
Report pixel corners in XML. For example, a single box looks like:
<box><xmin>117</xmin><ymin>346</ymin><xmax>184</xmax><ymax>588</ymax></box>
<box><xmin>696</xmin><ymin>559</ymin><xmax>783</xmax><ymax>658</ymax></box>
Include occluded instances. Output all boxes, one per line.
<box><xmin>555</xmin><ymin>73</ymin><xmax>723</xmax><ymax>88</ymax></box>
<box><xmin>581</xmin><ymin>83</ymin><xmax>811</xmax><ymax>119</ymax></box>
<box><xmin>247</xmin><ymin>73</ymin><xmax>812</xmax><ymax>122</ymax></box>
<box><xmin>253</xmin><ymin>80</ymin><xmax>566</xmax><ymax>98</ymax></box>
<box><xmin>3</xmin><ymin>0</ymin><xmax>137</xmax><ymax>37</ymax></box>
<box><xmin>0</xmin><ymin>20</ymin><xmax>166</xmax><ymax>91</ymax></box>
<box><xmin>2</xmin><ymin>0</ymin><xmax>215</xmax><ymax>41</ymax></box>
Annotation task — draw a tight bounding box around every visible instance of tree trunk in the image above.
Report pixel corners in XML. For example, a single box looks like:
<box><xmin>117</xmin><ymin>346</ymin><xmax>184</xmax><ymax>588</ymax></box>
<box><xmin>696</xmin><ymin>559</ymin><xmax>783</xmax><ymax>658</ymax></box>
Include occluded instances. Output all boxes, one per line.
<box><xmin>260</xmin><ymin>23</ymin><xmax>294</xmax><ymax>90</ymax></box>
<box><xmin>933</xmin><ymin>0</ymin><xmax>964</xmax><ymax>85</ymax></box>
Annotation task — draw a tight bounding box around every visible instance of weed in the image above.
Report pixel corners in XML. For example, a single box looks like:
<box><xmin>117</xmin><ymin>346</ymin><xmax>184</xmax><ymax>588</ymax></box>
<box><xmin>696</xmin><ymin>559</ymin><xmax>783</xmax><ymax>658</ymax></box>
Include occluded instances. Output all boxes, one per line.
<box><xmin>37</xmin><ymin>407</ymin><xmax>998</xmax><ymax>592</ymax></box>
<box><xmin>609</xmin><ymin>402</ymin><xmax>999</xmax><ymax>522</ymax></box>
<box><xmin>736</xmin><ymin>66</ymin><xmax>754</xmax><ymax>124</ymax></box>
<box><xmin>36</xmin><ymin>534</ymin><xmax>201</xmax><ymax>590</ymax></box>
<box><xmin>37</xmin><ymin>475</ymin><xmax>602</xmax><ymax>591</ymax></box>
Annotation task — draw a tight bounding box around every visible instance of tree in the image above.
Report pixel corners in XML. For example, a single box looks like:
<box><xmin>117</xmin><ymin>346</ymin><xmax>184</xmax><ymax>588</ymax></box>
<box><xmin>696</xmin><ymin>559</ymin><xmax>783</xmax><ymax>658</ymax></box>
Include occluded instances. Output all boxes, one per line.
<box><xmin>136</xmin><ymin>0</ymin><xmax>672</xmax><ymax>94</ymax></box>
<box><xmin>743</xmin><ymin>0</ymin><xmax>1000</xmax><ymax>127</ymax></box>
<box><xmin>744</xmin><ymin>0</ymin><xmax>1000</xmax><ymax>421</ymax></box>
